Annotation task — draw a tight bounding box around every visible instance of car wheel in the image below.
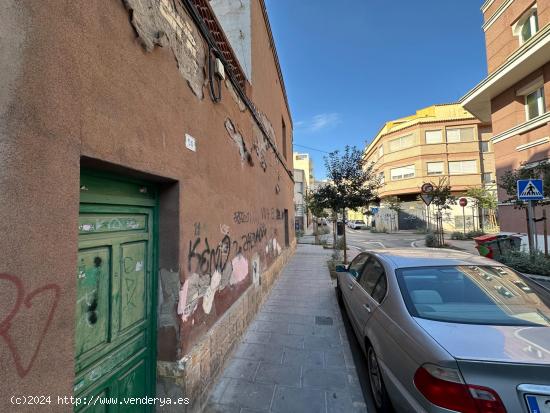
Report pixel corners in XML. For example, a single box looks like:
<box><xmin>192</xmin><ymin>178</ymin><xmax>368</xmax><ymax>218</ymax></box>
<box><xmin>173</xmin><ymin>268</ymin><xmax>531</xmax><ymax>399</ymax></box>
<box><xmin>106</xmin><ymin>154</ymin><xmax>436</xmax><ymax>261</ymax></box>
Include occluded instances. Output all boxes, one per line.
<box><xmin>367</xmin><ymin>344</ymin><xmax>392</xmax><ymax>412</ymax></box>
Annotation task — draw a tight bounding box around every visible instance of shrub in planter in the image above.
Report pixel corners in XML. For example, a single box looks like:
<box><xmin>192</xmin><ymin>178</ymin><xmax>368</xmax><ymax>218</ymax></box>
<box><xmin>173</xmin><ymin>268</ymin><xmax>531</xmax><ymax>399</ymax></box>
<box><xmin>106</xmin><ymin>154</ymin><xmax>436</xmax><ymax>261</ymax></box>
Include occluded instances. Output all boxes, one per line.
<box><xmin>497</xmin><ymin>251</ymin><xmax>550</xmax><ymax>276</ymax></box>
<box><xmin>466</xmin><ymin>230</ymin><xmax>485</xmax><ymax>239</ymax></box>
<box><xmin>425</xmin><ymin>232</ymin><xmax>437</xmax><ymax>247</ymax></box>
<box><xmin>451</xmin><ymin>231</ymin><xmax>467</xmax><ymax>240</ymax></box>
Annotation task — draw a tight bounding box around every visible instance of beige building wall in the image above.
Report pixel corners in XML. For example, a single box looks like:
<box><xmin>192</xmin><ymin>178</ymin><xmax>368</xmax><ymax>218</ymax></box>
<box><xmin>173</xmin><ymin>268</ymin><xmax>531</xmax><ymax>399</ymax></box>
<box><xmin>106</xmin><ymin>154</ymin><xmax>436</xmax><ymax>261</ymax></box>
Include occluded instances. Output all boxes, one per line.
<box><xmin>364</xmin><ymin>104</ymin><xmax>496</xmax><ymax>231</ymax></box>
<box><xmin>293</xmin><ymin>152</ymin><xmax>314</xmax><ymax>188</ymax></box>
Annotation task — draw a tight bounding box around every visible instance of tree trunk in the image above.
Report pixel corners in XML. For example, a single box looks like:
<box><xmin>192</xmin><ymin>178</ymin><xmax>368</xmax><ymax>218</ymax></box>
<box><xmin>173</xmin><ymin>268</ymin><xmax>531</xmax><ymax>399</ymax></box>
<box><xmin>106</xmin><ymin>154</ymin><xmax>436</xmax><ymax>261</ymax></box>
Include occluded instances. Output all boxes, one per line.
<box><xmin>343</xmin><ymin>208</ymin><xmax>348</xmax><ymax>264</ymax></box>
<box><xmin>333</xmin><ymin>212</ymin><xmax>337</xmax><ymax>248</ymax></box>
<box><xmin>478</xmin><ymin>205</ymin><xmax>484</xmax><ymax>231</ymax></box>
<box><xmin>314</xmin><ymin>220</ymin><xmax>319</xmax><ymax>244</ymax></box>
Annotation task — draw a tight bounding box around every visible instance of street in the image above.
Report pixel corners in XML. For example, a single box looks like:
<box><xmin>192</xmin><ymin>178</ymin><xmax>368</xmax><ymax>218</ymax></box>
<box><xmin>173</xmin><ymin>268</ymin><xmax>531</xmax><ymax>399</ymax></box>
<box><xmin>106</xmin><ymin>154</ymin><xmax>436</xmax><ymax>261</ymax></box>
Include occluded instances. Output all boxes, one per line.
<box><xmin>344</xmin><ymin>227</ymin><xmax>425</xmax><ymax>251</ymax></box>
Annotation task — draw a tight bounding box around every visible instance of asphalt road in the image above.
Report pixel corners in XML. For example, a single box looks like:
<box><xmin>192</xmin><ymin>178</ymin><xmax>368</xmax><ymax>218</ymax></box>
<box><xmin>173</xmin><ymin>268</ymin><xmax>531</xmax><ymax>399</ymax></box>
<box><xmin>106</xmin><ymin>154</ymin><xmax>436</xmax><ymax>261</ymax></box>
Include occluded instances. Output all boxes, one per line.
<box><xmin>344</xmin><ymin>227</ymin><xmax>425</xmax><ymax>251</ymax></box>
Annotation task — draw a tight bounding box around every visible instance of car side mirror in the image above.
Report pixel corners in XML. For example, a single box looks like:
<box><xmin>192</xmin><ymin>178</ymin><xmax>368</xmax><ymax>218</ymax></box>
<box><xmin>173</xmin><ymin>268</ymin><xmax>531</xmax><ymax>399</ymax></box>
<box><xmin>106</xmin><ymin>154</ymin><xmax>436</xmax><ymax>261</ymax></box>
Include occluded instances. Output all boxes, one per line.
<box><xmin>335</xmin><ymin>264</ymin><xmax>348</xmax><ymax>273</ymax></box>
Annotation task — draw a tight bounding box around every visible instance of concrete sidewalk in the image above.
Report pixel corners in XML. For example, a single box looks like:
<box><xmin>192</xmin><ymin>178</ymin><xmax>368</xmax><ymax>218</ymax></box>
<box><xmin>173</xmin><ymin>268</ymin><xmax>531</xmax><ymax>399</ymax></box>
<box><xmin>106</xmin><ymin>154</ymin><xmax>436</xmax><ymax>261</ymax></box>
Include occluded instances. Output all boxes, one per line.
<box><xmin>204</xmin><ymin>244</ymin><xmax>367</xmax><ymax>413</ymax></box>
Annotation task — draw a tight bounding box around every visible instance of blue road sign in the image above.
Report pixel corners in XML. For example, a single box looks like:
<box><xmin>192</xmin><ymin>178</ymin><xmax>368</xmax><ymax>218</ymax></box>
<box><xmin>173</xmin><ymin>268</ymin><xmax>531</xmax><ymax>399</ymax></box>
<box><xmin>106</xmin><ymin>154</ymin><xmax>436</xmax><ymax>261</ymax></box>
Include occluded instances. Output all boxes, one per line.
<box><xmin>517</xmin><ymin>179</ymin><xmax>544</xmax><ymax>201</ymax></box>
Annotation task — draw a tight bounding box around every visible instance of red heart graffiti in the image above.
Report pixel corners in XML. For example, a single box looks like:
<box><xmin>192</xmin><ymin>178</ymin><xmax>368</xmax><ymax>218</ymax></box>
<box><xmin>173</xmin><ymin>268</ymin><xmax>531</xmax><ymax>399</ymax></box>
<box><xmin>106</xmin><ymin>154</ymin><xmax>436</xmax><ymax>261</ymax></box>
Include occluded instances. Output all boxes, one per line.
<box><xmin>0</xmin><ymin>274</ymin><xmax>61</xmax><ymax>378</ymax></box>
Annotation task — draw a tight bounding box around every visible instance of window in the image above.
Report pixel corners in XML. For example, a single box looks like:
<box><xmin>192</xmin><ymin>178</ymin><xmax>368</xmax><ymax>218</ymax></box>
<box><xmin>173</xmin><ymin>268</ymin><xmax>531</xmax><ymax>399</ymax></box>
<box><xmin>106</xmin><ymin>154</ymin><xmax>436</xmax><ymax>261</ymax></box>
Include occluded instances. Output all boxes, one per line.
<box><xmin>390</xmin><ymin>165</ymin><xmax>415</xmax><ymax>180</ymax></box>
<box><xmin>446</xmin><ymin>128</ymin><xmax>475</xmax><ymax>143</ymax></box>
<box><xmin>427</xmin><ymin>162</ymin><xmax>444</xmax><ymax>176</ymax></box>
<box><xmin>448</xmin><ymin>160</ymin><xmax>477</xmax><ymax>175</ymax></box>
<box><xmin>425</xmin><ymin>130</ymin><xmax>443</xmax><ymax>144</ymax></box>
<box><xmin>483</xmin><ymin>172</ymin><xmax>493</xmax><ymax>184</ymax></box>
<box><xmin>389</xmin><ymin>134</ymin><xmax>414</xmax><ymax>152</ymax></box>
<box><xmin>396</xmin><ymin>266</ymin><xmax>550</xmax><ymax>326</ymax></box>
<box><xmin>359</xmin><ymin>257</ymin><xmax>387</xmax><ymax>302</ymax></box>
<box><xmin>282</xmin><ymin>118</ymin><xmax>287</xmax><ymax>159</ymax></box>
<box><xmin>514</xmin><ymin>7</ymin><xmax>539</xmax><ymax>44</ymax></box>
<box><xmin>378</xmin><ymin>145</ymin><xmax>384</xmax><ymax>158</ymax></box>
<box><xmin>525</xmin><ymin>87</ymin><xmax>546</xmax><ymax>120</ymax></box>
<box><xmin>481</xmin><ymin>141</ymin><xmax>490</xmax><ymax>153</ymax></box>
<box><xmin>378</xmin><ymin>171</ymin><xmax>385</xmax><ymax>184</ymax></box>
<box><xmin>348</xmin><ymin>253</ymin><xmax>369</xmax><ymax>278</ymax></box>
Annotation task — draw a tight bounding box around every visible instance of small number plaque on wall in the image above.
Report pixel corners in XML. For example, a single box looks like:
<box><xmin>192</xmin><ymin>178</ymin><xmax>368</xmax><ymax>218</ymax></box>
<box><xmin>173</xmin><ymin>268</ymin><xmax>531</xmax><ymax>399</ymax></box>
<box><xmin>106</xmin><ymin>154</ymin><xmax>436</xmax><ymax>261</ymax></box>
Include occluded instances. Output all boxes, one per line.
<box><xmin>185</xmin><ymin>134</ymin><xmax>196</xmax><ymax>152</ymax></box>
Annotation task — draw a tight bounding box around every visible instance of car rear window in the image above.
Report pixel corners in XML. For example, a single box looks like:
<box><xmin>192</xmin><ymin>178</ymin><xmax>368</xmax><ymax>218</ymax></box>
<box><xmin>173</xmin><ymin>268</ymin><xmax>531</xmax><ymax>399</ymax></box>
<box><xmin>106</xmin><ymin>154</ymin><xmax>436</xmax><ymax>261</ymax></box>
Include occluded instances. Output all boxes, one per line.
<box><xmin>396</xmin><ymin>266</ymin><xmax>550</xmax><ymax>326</ymax></box>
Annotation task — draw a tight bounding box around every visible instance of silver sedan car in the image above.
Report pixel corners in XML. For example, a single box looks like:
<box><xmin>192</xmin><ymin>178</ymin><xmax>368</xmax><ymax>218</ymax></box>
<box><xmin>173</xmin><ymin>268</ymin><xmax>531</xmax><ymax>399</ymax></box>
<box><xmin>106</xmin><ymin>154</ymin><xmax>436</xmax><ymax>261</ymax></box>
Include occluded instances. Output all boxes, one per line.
<box><xmin>335</xmin><ymin>248</ymin><xmax>550</xmax><ymax>413</ymax></box>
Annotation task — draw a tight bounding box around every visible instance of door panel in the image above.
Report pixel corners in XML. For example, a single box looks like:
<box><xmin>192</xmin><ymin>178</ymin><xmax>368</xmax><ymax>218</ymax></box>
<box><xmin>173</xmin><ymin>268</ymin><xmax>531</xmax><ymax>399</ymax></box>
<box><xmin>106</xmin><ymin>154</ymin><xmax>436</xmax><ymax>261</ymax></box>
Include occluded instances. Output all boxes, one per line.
<box><xmin>117</xmin><ymin>358</ymin><xmax>148</xmax><ymax>413</ymax></box>
<box><xmin>80</xmin><ymin>389</ymin><xmax>108</xmax><ymax>413</ymax></box>
<box><xmin>353</xmin><ymin>257</ymin><xmax>387</xmax><ymax>333</ymax></box>
<box><xmin>120</xmin><ymin>242</ymin><xmax>147</xmax><ymax>332</ymax></box>
<box><xmin>76</xmin><ymin>175</ymin><xmax>156</xmax><ymax>413</ymax></box>
<box><xmin>76</xmin><ymin>247</ymin><xmax>111</xmax><ymax>358</ymax></box>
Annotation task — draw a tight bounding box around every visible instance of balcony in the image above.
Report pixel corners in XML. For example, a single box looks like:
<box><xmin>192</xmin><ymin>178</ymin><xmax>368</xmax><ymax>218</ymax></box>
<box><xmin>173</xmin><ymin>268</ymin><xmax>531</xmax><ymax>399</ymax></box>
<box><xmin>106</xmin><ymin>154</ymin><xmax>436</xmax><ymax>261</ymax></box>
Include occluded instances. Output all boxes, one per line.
<box><xmin>461</xmin><ymin>24</ymin><xmax>550</xmax><ymax>122</ymax></box>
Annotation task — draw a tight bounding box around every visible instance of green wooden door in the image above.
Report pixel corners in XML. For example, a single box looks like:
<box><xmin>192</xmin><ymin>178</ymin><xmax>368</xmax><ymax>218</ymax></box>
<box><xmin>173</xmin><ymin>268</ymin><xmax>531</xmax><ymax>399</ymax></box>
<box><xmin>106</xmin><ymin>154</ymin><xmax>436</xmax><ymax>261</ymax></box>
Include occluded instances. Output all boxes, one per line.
<box><xmin>75</xmin><ymin>173</ymin><xmax>157</xmax><ymax>412</ymax></box>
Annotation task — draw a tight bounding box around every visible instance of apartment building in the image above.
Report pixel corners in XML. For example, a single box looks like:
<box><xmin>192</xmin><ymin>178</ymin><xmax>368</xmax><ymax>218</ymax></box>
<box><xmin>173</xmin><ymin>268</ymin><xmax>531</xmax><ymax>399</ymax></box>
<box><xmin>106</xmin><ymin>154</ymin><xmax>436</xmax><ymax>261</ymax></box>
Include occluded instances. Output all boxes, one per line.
<box><xmin>294</xmin><ymin>169</ymin><xmax>306</xmax><ymax>230</ymax></box>
<box><xmin>462</xmin><ymin>0</ymin><xmax>550</xmax><ymax>242</ymax></box>
<box><xmin>0</xmin><ymin>1</ymin><xmax>294</xmax><ymax>411</ymax></box>
<box><xmin>293</xmin><ymin>152</ymin><xmax>315</xmax><ymax>188</ymax></box>
<box><xmin>364</xmin><ymin>104</ymin><xmax>495</xmax><ymax>231</ymax></box>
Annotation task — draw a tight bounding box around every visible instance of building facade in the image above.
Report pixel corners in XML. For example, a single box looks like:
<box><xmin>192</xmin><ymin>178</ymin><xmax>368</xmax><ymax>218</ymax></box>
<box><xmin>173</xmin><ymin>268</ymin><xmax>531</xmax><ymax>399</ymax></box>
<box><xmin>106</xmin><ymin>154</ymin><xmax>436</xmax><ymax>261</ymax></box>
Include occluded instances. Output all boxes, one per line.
<box><xmin>0</xmin><ymin>0</ymin><xmax>294</xmax><ymax>411</ymax></box>
<box><xmin>293</xmin><ymin>152</ymin><xmax>315</xmax><ymax>188</ymax></box>
<box><xmin>294</xmin><ymin>169</ymin><xmax>306</xmax><ymax>230</ymax></box>
<box><xmin>364</xmin><ymin>104</ymin><xmax>495</xmax><ymax>231</ymax></box>
<box><xmin>462</xmin><ymin>0</ymin><xmax>550</xmax><ymax>245</ymax></box>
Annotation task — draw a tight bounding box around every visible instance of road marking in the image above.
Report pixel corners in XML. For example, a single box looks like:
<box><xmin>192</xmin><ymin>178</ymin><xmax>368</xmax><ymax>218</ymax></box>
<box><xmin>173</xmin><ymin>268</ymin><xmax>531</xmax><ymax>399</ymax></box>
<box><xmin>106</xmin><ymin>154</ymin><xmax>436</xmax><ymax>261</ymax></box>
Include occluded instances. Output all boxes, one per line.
<box><xmin>363</xmin><ymin>241</ymin><xmax>385</xmax><ymax>248</ymax></box>
<box><xmin>411</xmin><ymin>241</ymin><xmax>417</xmax><ymax>248</ymax></box>
<box><xmin>350</xmin><ymin>246</ymin><xmax>364</xmax><ymax>251</ymax></box>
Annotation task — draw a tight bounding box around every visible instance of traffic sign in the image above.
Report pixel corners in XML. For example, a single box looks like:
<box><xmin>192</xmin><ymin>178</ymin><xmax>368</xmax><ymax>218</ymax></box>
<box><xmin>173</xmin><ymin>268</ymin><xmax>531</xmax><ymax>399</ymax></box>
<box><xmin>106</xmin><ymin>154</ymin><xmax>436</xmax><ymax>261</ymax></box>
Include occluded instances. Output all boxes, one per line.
<box><xmin>517</xmin><ymin>179</ymin><xmax>544</xmax><ymax>201</ymax></box>
<box><xmin>459</xmin><ymin>197</ymin><xmax>468</xmax><ymax>207</ymax></box>
<box><xmin>420</xmin><ymin>194</ymin><xmax>433</xmax><ymax>206</ymax></box>
<box><xmin>421</xmin><ymin>183</ymin><xmax>434</xmax><ymax>193</ymax></box>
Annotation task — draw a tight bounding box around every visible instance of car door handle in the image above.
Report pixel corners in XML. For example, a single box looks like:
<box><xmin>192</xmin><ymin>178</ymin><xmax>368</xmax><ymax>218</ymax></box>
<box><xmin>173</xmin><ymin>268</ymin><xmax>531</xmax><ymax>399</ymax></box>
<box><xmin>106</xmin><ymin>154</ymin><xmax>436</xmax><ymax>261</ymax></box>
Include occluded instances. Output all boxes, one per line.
<box><xmin>348</xmin><ymin>284</ymin><xmax>354</xmax><ymax>290</ymax></box>
<box><xmin>363</xmin><ymin>304</ymin><xmax>371</xmax><ymax>313</ymax></box>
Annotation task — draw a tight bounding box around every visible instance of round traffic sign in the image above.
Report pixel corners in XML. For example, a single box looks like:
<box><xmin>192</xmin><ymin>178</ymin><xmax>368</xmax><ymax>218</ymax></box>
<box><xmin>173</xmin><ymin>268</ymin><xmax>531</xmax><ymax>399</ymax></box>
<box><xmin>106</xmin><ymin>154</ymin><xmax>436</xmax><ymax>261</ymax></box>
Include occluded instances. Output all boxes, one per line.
<box><xmin>421</xmin><ymin>183</ymin><xmax>434</xmax><ymax>193</ymax></box>
<box><xmin>459</xmin><ymin>197</ymin><xmax>468</xmax><ymax>207</ymax></box>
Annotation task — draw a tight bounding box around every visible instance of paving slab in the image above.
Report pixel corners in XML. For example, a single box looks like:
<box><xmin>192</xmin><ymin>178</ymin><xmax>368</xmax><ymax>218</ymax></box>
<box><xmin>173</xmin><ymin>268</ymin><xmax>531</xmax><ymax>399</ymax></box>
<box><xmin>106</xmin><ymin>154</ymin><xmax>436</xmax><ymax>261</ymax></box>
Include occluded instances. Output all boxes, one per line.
<box><xmin>204</xmin><ymin>244</ymin><xmax>368</xmax><ymax>412</ymax></box>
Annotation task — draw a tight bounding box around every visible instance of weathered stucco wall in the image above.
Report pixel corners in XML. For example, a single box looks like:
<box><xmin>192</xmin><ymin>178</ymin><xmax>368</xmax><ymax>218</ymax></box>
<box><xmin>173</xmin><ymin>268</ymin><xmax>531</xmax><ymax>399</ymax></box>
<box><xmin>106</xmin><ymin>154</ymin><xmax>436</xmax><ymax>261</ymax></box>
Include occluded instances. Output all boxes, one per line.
<box><xmin>0</xmin><ymin>0</ymin><xmax>294</xmax><ymax>410</ymax></box>
<box><xmin>210</xmin><ymin>0</ymin><xmax>252</xmax><ymax>81</ymax></box>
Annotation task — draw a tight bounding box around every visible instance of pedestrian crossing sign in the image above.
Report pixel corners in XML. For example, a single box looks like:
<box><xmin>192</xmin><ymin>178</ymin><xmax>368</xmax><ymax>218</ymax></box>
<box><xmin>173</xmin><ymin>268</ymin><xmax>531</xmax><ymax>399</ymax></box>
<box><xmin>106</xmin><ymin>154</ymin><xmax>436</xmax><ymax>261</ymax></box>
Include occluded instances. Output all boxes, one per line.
<box><xmin>517</xmin><ymin>179</ymin><xmax>544</xmax><ymax>200</ymax></box>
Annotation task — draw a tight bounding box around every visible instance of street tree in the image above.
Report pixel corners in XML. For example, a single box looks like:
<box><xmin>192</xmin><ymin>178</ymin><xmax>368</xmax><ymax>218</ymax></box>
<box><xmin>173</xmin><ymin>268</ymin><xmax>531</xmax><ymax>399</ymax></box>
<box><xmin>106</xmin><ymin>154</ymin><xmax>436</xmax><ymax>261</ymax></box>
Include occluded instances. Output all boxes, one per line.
<box><xmin>429</xmin><ymin>177</ymin><xmax>456</xmax><ymax>246</ymax></box>
<box><xmin>499</xmin><ymin>162</ymin><xmax>550</xmax><ymax>207</ymax></box>
<box><xmin>465</xmin><ymin>187</ymin><xmax>498</xmax><ymax>230</ymax></box>
<box><xmin>305</xmin><ymin>191</ymin><xmax>329</xmax><ymax>243</ymax></box>
<box><xmin>311</xmin><ymin>146</ymin><xmax>381</xmax><ymax>263</ymax></box>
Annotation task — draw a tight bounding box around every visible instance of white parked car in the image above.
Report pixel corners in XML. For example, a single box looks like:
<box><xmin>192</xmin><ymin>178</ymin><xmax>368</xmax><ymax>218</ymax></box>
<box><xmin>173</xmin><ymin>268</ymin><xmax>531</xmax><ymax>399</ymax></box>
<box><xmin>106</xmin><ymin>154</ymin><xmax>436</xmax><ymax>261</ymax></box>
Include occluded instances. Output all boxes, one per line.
<box><xmin>349</xmin><ymin>220</ymin><xmax>367</xmax><ymax>230</ymax></box>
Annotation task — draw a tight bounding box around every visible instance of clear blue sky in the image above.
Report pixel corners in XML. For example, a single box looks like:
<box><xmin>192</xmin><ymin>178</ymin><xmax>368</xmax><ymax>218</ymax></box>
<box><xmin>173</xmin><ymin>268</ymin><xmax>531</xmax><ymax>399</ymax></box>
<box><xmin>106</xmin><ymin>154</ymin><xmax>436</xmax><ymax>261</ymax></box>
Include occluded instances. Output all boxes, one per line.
<box><xmin>265</xmin><ymin>0</ymin><xmax>488</xmax><ymax>179</ymax></box>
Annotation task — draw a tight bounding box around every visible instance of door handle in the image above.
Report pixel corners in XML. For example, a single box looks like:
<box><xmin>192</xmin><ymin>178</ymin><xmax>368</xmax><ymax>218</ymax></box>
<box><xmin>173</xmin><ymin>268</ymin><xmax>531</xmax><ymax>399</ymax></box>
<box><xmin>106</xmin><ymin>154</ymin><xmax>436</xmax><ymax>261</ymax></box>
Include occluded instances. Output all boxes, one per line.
<box><xmin>348</xmin><ymin>284</ymin><xmax>354</xmax><ymax>290</ymax></box>
<box><xmin>363</xmin><ymin>303</ymin><xmax>371</xmax><ymax>313</ymax></box>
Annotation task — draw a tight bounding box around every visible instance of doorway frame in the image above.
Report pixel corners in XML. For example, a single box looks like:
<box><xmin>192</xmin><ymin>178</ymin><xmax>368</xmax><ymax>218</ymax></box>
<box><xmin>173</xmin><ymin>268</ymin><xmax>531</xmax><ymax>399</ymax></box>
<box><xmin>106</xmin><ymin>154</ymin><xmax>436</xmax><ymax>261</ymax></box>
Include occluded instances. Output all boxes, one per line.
<box><xmin>77</xmin><ymin>169</ymin><xmax>160</xmax><ymax>403</ymax></box>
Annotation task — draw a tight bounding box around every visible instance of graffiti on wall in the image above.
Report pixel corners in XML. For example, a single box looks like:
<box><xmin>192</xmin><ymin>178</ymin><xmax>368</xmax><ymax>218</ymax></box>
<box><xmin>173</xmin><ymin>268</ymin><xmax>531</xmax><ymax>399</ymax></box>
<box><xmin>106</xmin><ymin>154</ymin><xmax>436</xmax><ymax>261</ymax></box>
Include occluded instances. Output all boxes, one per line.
<box><xmin>0</xmin><ymin>274</ymin><xmax>61</xmax><ymax>378</ymax></box>
<box><xmin>178</xmin><ymin>212</ymin><xmax>283</xmax><ymax>322</ymax></box>
<box><xmin>233</xmin><ymin>208</ymin><xmax>285</xmax><ymax>225</ymax></box>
